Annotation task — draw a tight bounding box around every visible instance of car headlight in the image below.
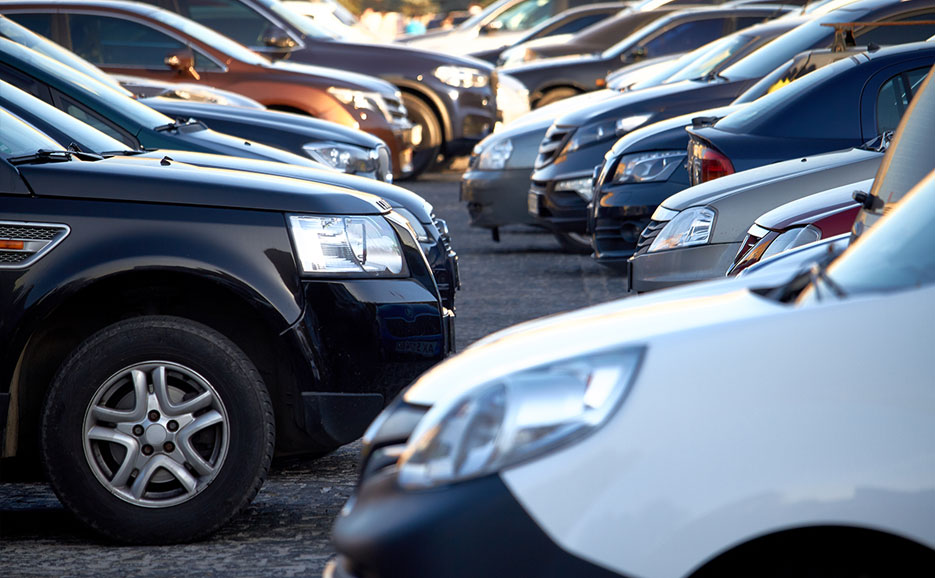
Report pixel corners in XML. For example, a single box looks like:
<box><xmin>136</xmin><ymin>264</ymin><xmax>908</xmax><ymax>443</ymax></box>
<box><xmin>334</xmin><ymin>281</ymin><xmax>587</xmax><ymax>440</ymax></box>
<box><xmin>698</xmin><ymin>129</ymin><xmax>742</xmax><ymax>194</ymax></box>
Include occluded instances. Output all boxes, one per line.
<box><xmin>647</xmin><ymin>207</ymin><xmax>715</xmax><ymax>252</ymax></box>
<box><xmin>394</xmin><ymin>208</ymin><xmax>431</xmax><ymax>243</ymax></box>
<box><xmin>288</xmin><ymin>214</ymin><xmax>404</xmax><ymax>276</ymax></box>
<box><xmin>476</xmin><ymin>138</ymin><xmax>513</xmax><ymax>170</ymax></box>
<box><xmin>761</xmin><ymin>225</ymin><xmax>822</xmax><ymax>261</ymax></box>
<box><xmin>327</xmin><ymin>87</ymin><xmax>392</xmax><ymax>120</ymax></box>
<box><xmin>555</xmin><ymin>176</ymin><xmax>595</xmax><ymax>202</ymax></box>
<box><xmin>434</xmin><ymin>65</ymin><xmax>489</xmax><ymax>89</ymax></box>
<box><xmin>613</xmin><ymin>150</ymin><xmax>685</xmax><ymax>184</ymax></box>
<box><xmin>397</xmin><ymin>347</ymin><xmax>644</xmax><ymax>489</ymax></box>
<box><xmin>302</xmin><ymin>142</ymin><xmax>380</xmax><ymax>175</ymax></box>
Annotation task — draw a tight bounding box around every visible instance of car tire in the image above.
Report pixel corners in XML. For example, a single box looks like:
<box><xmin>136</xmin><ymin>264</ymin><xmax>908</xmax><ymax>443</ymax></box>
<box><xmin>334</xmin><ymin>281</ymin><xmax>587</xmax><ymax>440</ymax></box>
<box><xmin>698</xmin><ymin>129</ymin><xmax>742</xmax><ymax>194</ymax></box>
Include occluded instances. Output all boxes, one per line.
<box><xmin>400</xmin><ymin>92</ymin><xmax>442</xmax><ymax>180</ymax></box>
<box><xmin>553</xmin><ymin>231</ymin><xmax>592</xmax><ymax>254</ymax></box>
<box><xmin>535</xmin><ymin>87</ymin><xmax>579</xmax><ymax>109</ymax></box>
<box><xmin>40</xmin><ymin>316</ymin><xmax>275</xmax><ymax>544</ymax></box>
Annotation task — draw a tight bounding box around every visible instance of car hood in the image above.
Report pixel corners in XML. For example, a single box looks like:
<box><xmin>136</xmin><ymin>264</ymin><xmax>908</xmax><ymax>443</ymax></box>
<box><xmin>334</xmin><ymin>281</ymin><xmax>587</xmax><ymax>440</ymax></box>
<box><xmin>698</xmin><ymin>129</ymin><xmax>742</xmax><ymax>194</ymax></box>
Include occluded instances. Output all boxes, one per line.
<box><xmin>555</xmin><ymin>79</ymin><xmax>731</xmax><ymax>128</ymax></box>
<box><xmin>607</xmin><ymin>104</ymin><xmax>744</xmax><ymax>157</ymax></box>
<box><xmin>756</xmin><ymin>179</ymin><xmax>870</xmax><ymax>231</ymax></box>
<box><xmin>503</xmin><ymin>52</ymin><xmax>603</xmax><ymax>75</ymax></box>
<box><xmin>405</xmin><ymin>29</ymin><xmax>524</xmax><ymax>56</ymax></box>
<box><xmin>306</xmin><ymin>38</ymin><xmax>494</xmax><ymax>72</ymax></box>
<box><xmin>17</xmin><ymin>156</ymin><xmax>387</xmax><ymax>215</ymax></box>
<box><xmin>135</xmin><ymin>150</ymin><xmax>432</xmax><ymax>221</ymax></box>
<box><xmin>663</xmin><ymin>148</ymin><xmax>883</xmax><ymax>211</ymax></box>
<box><xmin>165</xmin><ymin>126</ymin><xmax>323</xmax><ymax>166</ymax></box>
<box><xmin>143</xmin><ymin>98</ymin><xmax>379</xmax><ymax>148</ymax></box>
<box><xmin>404</xmin><ymin>276</ymin><xmax>787</xmax><ymax>406</ymax></box>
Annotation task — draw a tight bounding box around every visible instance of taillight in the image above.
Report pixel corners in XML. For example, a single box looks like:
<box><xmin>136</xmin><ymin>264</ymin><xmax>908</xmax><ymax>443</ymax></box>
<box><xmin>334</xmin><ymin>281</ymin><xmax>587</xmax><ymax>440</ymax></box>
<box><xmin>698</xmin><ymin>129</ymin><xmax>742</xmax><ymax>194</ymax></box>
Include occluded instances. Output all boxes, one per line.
<box><xmin>699</xmin><ymin>146</ymin><xmax>734</xmax><ymax>183</ymax></box>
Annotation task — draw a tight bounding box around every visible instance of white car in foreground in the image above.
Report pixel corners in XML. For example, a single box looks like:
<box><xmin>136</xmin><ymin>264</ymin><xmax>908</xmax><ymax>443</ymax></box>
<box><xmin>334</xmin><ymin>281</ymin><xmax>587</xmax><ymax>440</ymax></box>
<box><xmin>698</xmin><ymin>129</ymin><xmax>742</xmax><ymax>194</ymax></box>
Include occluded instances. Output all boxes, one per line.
<box><xmin>327</xmin><ymin>172</ymin><xmax>935</xmax><ymax>578</ymax></box>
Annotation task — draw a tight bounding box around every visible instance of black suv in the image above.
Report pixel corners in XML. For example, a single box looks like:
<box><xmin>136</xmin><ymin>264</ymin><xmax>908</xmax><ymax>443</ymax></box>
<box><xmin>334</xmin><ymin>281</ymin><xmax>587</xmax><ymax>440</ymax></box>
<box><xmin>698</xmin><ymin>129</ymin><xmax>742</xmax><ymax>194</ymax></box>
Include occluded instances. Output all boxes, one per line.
<box><xmin>0</xmin><ymin>107</ymin><xmax>452</xmax><ymax>544</ymax></box>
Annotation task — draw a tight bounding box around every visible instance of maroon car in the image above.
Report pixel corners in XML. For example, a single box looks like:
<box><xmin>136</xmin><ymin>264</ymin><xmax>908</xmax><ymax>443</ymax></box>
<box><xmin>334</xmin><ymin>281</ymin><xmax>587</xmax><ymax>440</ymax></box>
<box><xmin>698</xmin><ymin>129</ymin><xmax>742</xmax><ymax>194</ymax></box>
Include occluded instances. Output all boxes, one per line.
<box><xmin>728</xmin><ymin>180</ymin><xmax>867</xmax><ymax>275</ymax></box>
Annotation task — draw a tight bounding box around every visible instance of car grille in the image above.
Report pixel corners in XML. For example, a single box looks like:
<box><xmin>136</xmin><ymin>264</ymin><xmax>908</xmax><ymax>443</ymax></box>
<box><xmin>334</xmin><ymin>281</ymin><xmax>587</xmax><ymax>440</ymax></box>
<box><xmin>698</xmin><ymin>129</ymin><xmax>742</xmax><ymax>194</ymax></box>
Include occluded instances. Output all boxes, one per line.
<box><xmin>592</xmin><ymin>217</ymin><xmax>650</xmax><ymax>257</ymax></box>
<box><xmin>633</xmin><ymin>219</ymin><xmax>667</xmax><ymax>256</ymax></box>
<box><xmin>383</xmin><ymin>92</ymin><xmax>409</xmax><ymax>127</ymax></box>
<box><xmin>535</xmin><ymin>124</ymin><xmax>574</xmax><ymax>169</ymax></box>
<box><xmin>0</xmin><ymin>222</ymin><xmax>69</xmax><ymax>268</ymax></box>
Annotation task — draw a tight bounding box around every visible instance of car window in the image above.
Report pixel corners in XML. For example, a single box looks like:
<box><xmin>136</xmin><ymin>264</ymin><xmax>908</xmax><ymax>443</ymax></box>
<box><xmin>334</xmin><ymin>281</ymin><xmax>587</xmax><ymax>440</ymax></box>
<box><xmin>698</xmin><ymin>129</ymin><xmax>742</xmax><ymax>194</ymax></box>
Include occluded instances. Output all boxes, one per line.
<box><xmin>178</xmin><ymin>0</ymin><xmax>271</xmax><ymax>46</ymax></box>
<box><xmin>4</xmin><ymin>12</ymin><xmax>52</xmax><ymax>39</ymax></box>
<box><xmin>0</xmin><ymin>61</ymin><xmax>48</xmax><ymax>101</ymax></box>
<box><xmin>66</xmin><ymin>14</ymin><xmax>221</xmax><ymax>72</ymax></box>
<box><xmin>552</xmin><ymin>13</ymin><xmax>607</xmax><ymax>36</ymax></box>
<box><xmin>858</xmin><ymin>11</ymin><xmax>935</xmax><ymax>46</ymax></box>
<box><xmin>490</xmin><ymin>0</ymin><xmax>553</xmax><ymax>32</ymax></box>
<box><xmin>637</xmin><ymin>18</ymin><xmax>727</xmax><ymax>59</ymax></box>
<box><xmin>0</xmin><ymin>108</ymin><xmax>61</xmax><ymax>157</ymax></box>
<box><xmin>57</xmin><ymin>93</ymin><xmax>140</xmax><ymax>149</ymax></box>
<box><xmin>876</xmin><ymin>66</ymin><xmax>931</xmax><ymax>136</ymax></box>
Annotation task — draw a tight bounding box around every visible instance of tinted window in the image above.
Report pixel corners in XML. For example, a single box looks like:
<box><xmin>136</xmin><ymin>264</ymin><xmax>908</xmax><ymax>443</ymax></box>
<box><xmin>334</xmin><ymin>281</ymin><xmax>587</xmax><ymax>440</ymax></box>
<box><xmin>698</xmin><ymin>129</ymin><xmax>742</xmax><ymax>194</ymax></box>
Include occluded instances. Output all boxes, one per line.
<box><xmin>876</xmin><ymin>67</ymin><xmax>931</xmax><ymax>134</ymax></box>
<box><xmin>0</xmin><ymin>109</ymin><xmax>61</xmax><ymax>157</ymax></box>
<box><xmin>638</xmin><ymin>18</ymin><xmax>727</xmax><ymax>58</ymax></box>
<box><xmin>58</xmin><ymin>93</ymin><xmax>139</xmax><ymax>148</ymax></box>
<box><xmin>181</xmin><ymin>0</ymin><xmax>271</xmax><ymax>46</ymax></box>
<box><xmin>66</xmin><ymin>14</ymin><xmax>220</xmax><ymax>72</ymax></box>
<box><xmin>858</xmin><ymin>11</ymin><xmax>935</xmax><ymax>46</ymax></box>
<box><xmin>4</xmin><ymin>12</ymin><xmax>53</xmax><ymax>38</ymax></box>
<box><xmin>0</xmin><ymin>61</ymin><xmax>48</xmax><ymax>100</ymax></box>
<box><xmin>552</xmin><ymin>13</ymin><xmax>608</xmax><ymax>36</ymax></box>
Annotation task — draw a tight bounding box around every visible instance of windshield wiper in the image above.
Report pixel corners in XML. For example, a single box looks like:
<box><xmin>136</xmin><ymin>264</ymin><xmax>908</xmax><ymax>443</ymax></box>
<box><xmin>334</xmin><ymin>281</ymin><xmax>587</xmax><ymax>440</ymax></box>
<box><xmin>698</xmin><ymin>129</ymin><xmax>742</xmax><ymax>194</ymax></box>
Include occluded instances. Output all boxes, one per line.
<box><xmin>154</xmin><ymin>117</ymin><xmax>205</xmax><ymax>133</ymax></box>
<box><xmin>702</xmin><ymin>70</ymin><xmax>729</xmax><ymax>83</ymax></box>
<box><xmin>101</xmin><ymin>149</ymin><xmax>145</xmax><ymax>157</ymax></box>
<box><xmin>7</xmin><ymin>148</ymin><xmax>103</xmax><ymax>165</ymax></box>
<box><xmin>807</xmin><ymin>261</ymin><xmax>848</xmax><ymax>301</ymax></box>
<box><xmin>857</xmin><ymin>130</ymin><xmax>893</xmax><ymax>152</ymax></box>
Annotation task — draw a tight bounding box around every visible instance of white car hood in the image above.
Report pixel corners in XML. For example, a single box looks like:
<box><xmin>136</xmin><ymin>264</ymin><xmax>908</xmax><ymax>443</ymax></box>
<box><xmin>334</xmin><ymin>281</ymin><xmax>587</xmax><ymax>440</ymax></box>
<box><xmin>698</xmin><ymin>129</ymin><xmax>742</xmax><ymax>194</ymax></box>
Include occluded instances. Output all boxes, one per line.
<box><xmin>404</xmin><ymin>278</ymin><xmax>786</xmax><ymax>406</ymax></box>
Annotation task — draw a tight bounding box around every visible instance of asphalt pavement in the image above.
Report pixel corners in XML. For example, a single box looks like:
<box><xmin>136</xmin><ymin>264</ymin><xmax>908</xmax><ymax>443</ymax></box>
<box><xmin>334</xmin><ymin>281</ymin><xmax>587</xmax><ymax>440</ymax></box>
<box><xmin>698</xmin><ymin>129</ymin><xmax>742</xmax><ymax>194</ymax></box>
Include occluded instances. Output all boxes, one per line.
<box><xmin>0</xmin><ymin>168</ymin><xmax>629</xmax><ymax>577</ymax></box>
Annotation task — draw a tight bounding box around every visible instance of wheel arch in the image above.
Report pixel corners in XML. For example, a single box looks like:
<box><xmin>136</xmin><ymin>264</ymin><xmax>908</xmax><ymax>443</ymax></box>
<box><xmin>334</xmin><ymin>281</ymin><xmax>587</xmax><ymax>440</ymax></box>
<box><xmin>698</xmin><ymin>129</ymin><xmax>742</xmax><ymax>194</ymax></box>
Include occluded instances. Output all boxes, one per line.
<box><xmin>391</xmin><ymin>80</ymin><xmax>452</xmax><ymax>145</ymax></box>
<box><xmin>4</xmin><ymin>269</ymin><xmax>307</xmax><ymax>461</ymax></box>
<box><xmin>530</xmin><ymin>83</ymin><xmax>585</xmax><ymax>108</ymax></box>
<box><xmin>688</xmin><ymin>524</ymin><xmax>935</xmax><ymax>577</ymax></box>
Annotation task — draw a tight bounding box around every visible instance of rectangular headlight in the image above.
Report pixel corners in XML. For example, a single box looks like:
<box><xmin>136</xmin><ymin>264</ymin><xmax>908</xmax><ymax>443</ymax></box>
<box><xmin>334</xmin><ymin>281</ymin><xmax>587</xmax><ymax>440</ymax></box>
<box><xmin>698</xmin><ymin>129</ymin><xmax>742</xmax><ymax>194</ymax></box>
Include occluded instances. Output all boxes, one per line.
<box><xmin>288</xmin><ymin>215</ymin><xmax>405</xmax><ymax>276</ymax></box>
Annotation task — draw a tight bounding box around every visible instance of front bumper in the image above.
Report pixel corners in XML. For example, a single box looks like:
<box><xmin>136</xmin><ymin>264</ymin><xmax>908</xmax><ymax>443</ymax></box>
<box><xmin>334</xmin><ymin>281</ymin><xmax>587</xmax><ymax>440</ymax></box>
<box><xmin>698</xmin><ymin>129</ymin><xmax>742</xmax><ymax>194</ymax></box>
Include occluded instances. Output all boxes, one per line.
<box><xmin>328</xmin><ymin>472</ymin><xmax>627</xmax><ymax>578</ymax></box>
<box><xmin>276</xmin><ymin>277</ymin><xmax>453</xmax><ymax>452</ymax></box>
<box><xmin>528</xmin><ymin>177</ymin><xmax>590</xmax><ymax>233</ymax></box>
<box><xmin>629</xmin><ymin>242</ymin><xmax>742</xmax><ymax>293</ymax></box>
<box><xmin>461</xmin><ymin>166</ymin><xmax>537</xmax><ymax>228</ymax></box>
<box><xmin>421</xmin><ymin>215</ymin><xmax>460</xmax><ymax>311</ymax></box>
<box><xmin>432</xmin><ymin>80</ymin><xmax>497</xmax><ymax>156</ymax></box>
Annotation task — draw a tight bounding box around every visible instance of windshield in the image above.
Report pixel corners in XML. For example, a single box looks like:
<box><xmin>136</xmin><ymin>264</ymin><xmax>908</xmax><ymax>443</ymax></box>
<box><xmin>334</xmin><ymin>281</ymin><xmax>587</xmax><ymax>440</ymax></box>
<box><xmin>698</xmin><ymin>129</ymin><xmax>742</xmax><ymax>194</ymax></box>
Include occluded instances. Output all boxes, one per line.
<box><xmin>720</xmin><ymin>8</ymin><xmax>857</xmax><ymax>80</ymax></box>
<box><xmin>150</xmin><ymin>8</ymin><xmax>271</xmax><ymax>65</ymax></box>
<box><xmin>0</xmin><ymin>16</ymin><xmax>130</xmax><ymax>95</ymax></box>
<box><xmin>1</xmin><ymin>37</ymin><xmax>174</xmax><ymax>130</ymax></box>
<box><xmin>460</xmin><ymin>0</ymin><xmax>513</xmax><ymax>30</ymax></box>
<box><xmin>799</xmin><ymin>172</ymin><xmax>935</xmax><ymax>303</ymax></box>
<box><xmin>0</xmin><ymin>79</ymin><xmax>129</xmax><ymax>153</ymax></box>
<box><xmin>649</xmin><ymin>31</ymin><xmax>765</xmax><ymax>87</ymax></box>
<box><xmin>0</xmin><ymin>108</ymin><xmax>62</xmax><ymax>157</ymax></box>
<box><xmin>263</xmin><ymin>0</ymin><xmax>338</xmax><ymax>39</ymax></box>
<box><xmin>602</xmin><ymin>14</ymin><xmax>671</xmax><ymax>59</ymax></box>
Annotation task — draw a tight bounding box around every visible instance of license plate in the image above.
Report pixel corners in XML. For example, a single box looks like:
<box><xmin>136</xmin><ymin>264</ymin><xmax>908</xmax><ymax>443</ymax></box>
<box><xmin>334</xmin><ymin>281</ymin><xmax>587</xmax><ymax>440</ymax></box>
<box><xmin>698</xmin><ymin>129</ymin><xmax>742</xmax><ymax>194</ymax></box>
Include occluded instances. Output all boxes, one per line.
<box><xmin>527</xmin><ymin>192</ymin><xmax>540</xmax><ymax>216</ymax></box>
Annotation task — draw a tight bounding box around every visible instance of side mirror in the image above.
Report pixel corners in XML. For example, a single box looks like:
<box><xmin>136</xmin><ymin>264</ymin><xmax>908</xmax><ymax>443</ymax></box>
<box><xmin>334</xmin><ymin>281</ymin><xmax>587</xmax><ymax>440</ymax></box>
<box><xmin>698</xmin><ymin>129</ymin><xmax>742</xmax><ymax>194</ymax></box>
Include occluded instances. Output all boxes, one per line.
<box><xmin>623</xmin><ymin>46</ymin><xmax>647</xmax><ymax>63</ymax></box>
<box><xmin>480</xmin><ymin>21</ymin><xmax>504</xmax><ymax>35</ymax></box>
<box><xmin>262</xmin><ymin>29</ymin><xmax>298</xmax><ymax>50</ymax></box>
<box><xmin>164</xmin><ymin>50</ymin><xmax>200</xmax><ymax>80</ymax></box>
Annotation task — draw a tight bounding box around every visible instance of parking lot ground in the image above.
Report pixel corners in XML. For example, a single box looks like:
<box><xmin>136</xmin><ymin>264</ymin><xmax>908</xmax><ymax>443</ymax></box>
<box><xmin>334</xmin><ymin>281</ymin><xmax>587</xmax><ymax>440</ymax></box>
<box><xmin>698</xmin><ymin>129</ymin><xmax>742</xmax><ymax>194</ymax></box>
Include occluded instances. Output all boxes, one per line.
<box><xmin>0</xmin><ymin>168</ymin><xmax>629</xmax><ymax>577</ymax></box>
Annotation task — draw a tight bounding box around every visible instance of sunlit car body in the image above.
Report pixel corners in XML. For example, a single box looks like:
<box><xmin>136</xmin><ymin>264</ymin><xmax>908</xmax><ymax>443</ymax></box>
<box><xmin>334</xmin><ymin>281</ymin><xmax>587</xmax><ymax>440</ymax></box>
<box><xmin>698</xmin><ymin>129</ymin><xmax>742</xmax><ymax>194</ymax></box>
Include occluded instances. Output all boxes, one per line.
<box><xmin>329</xmin><ymin>167</ymin><xmax>935</xmax><ymax>578</ymax></box>
<box><xmin>630</xmin><ymin>44</ymin><xmax>934</xmax><ymax>292</ymax></box>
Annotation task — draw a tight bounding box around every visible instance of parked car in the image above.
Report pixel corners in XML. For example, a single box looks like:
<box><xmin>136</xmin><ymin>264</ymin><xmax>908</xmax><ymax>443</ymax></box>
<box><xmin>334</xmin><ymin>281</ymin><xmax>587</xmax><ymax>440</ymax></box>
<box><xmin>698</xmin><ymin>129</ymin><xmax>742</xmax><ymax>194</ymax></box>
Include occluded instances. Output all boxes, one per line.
<box><xmin>0</xmin><ymin>79</ymin><xmax>460</xmax><ymax>311</ymax></box>
<box><xmin>727</xmin><ymin>179</ymin><xmax>866</xmax><ymax>275</ymax></box>
<box><xmin>403</xmin><ymin>0</ymin><xmax>613</xmax><ymax>56</ymax></box>
<box><xmin>630</xmin><ymin>48</ymin><xmax>934</xmax><ymax>292</ymax></box>
<box><xmin>589</xmin><ymin>45</ymin><xmax>870</xmax><ymax>268</ymax></box>
<box><xmin>504</xmin><ymin>4</ymin><xmax>791</xmax><ymax>108</ymax></box>
<box><xmin>0</xmin><ymin>1</ymin><xmax>418</xmax><ymax>179</ymax></box>
<box><xmin>684</xmin><ymin>0</ymin><xmax>935</xmax><ymax>186</ymax></box>
<box><xmin>124</xmin><ymin>0</ymin><xmax>500</xmax><ymax>179</ymax></box>
<box><xmin>469</xmin><ymin>2</ymin><xmax>628</xmax><ymax>64</ymax></box>
<box><xmin>466</xmin><ymin>19</ymin><xmax>791</xmax><ymax>246</ymax></box>
<box><xmin>328</xmin><ymin>168</ymin><xmax>935</xmax><ymax>578</ymax></box>
<box><xmin>0</xmin><ymin>104</ymin><xmax>452</xmax><ymax>544</ymax></box>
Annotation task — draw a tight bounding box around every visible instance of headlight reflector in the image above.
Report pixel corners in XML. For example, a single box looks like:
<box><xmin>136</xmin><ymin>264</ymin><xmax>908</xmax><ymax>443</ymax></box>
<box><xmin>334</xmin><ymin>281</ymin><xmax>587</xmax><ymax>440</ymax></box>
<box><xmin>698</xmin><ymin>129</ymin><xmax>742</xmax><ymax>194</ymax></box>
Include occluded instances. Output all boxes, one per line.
<box><xmin>555</xmin><ymin>176</ymin><xmax>595</xmax><ymax>201</ymax></box>
<box><xmin>761</xmin><ymin>225</ymin><xmax>822</xmax><ymax>261</ymax></box>
<box><xmin>288</xmin><ymin>215</ymin><xmax>404</xmax><ymax>275</ymax></box>
<box><xmin>302</xmin><ymin>142</ymin><xmax>380</xmax><ymax>175</ymax></box>
<box><xmin>434</xmin><ymin>65</ymin><xmax>489</xmax><ymax>89</ymax></box>
<box><xmin>477</xmin><ymin>138</ymin><xmax>513</xmax><ymax>170</ymax></box>
<box><xmin>648</xmin><ymin>207</ymin><xmax>715</xmax><ymax>252</ymax></box>
<box><xmin>327</xmin><ymin>87</ymin><xmax>392</xmax><ymax>120</ymax></box>
<box><xmin>613</xmin><ymin>150</ymin><xmax>685</xmax><ymax>184</ymax></box>
<box><xmin>397</xmin><ymin>347</ymin><xmax>644</xmax><ymax>489</ymax></box>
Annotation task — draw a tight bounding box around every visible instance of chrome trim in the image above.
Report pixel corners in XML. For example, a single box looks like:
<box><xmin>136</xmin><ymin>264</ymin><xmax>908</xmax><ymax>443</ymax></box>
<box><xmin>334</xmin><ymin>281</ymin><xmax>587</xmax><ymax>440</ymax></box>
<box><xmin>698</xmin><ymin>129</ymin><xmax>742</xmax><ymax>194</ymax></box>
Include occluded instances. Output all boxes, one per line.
<box><xmin>747</xmin><ymin>224</ymin><xmax>771</xmax><ymax>238</ymax></box>
<box><xmin>0</xmin><ymin>221</ymin><xmax>70</xmax><ymax>269</ymax></box>
<box><xmin>650</xmin><ymin>206</ymin><xmax>680</xmax><ymax>222</ymax></box>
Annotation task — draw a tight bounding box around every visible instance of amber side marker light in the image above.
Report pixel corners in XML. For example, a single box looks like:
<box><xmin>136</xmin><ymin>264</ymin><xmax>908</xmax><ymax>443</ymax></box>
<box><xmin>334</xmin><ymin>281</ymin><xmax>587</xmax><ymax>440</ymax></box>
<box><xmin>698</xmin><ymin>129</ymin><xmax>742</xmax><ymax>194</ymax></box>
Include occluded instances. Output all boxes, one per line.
<box><xmin>0</xmin><ymin>240</ymin><xmax>25</xmax><ymax>250</ymax></box>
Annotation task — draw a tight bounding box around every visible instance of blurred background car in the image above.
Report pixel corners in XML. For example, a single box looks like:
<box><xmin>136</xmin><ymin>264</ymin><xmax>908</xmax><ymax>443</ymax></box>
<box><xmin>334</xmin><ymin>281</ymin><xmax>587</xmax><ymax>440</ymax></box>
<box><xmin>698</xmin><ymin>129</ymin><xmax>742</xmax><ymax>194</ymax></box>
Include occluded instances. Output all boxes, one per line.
<box><xmin>470</xmin><ymin>2</ymin><xmax>628</xmax><ymax>63</ymax></box>
<box><xmin>125</xmin><ymin>0</ymin><xmax>500</xmax><ymax>179</ymax></box>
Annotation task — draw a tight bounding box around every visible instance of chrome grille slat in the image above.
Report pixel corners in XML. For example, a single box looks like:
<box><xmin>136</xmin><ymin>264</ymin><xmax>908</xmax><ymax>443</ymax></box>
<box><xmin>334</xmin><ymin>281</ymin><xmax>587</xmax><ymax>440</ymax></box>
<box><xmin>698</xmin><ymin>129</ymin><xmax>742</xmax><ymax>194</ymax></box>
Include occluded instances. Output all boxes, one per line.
<box><xmin>535</xmin><ymin>124</ymin><xmax>574</xmax><ymax>169</ymax></box>
<box><xmin>633</xmin><ymin>219</ymin><xmax>666</xmax><ymax>255</ymax></box>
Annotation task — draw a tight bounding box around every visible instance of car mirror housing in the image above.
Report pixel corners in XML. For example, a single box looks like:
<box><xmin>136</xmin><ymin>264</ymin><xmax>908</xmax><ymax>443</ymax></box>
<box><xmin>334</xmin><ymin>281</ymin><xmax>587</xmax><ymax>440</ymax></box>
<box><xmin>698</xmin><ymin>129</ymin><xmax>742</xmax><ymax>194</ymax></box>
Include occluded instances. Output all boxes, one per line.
<box><xmin>164</xmin><ymin>50</ymin><xmax>199</xmax><ymax>81</ymax></box>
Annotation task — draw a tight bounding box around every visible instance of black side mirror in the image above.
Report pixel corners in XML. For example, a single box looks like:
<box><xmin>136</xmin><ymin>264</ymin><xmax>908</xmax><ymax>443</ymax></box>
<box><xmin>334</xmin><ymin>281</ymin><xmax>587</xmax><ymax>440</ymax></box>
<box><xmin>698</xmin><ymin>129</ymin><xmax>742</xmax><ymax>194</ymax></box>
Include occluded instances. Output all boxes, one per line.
<box><xmin>164</xmin><ymin>50</ymin><xmax>199</xmax><ymax>80</ymax></box>
<box><xmin>262</xmin><ymin>29</ymin><xmax>298</xmax><ymax>50</ymax></box>
<box><xmin>623</xmin><ymin>46</ymin><xmax>647</xmax><ymax>63</ymax></box>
